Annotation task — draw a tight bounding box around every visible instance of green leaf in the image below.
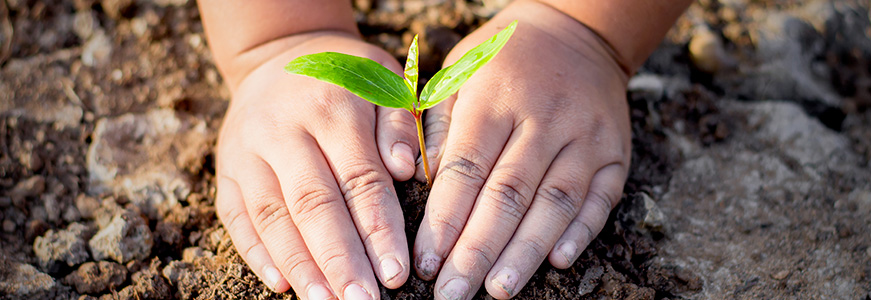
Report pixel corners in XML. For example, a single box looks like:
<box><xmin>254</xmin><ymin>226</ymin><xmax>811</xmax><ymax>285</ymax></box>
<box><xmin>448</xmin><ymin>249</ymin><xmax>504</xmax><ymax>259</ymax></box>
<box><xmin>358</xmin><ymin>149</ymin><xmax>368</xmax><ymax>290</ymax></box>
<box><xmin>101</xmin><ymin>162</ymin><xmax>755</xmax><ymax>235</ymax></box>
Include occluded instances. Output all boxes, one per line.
<box><xmin>404</xmin><ymin>34</ymin><xmax>419</xmax><ymax>98</ymax></box>
<box><xmin>284</xmin><ymin>52</ymin><xmax>416</xmax><ymax>109</ymax></box>
<box><xmin>418</xmin><ymin>20</ymin><xmax>518</xmax><ymax>109</ymax></box>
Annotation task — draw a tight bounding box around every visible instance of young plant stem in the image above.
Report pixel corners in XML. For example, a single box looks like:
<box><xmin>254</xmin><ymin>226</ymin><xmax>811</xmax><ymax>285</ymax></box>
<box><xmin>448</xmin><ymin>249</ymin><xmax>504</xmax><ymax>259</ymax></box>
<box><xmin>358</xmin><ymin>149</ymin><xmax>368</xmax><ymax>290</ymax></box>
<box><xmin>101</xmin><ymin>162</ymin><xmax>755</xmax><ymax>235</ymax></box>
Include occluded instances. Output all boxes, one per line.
<box><xmin>413</xmin><ymin>111</ymin><xmax>433</xmax><ymax>187</ymax></box>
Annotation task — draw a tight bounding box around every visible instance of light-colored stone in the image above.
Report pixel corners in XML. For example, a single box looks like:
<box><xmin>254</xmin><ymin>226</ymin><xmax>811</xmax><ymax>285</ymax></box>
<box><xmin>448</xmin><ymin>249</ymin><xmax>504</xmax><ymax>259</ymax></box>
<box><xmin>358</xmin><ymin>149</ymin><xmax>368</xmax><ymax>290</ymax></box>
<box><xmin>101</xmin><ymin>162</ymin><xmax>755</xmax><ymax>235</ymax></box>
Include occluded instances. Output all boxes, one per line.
<box><xmin>87</xmin><ymin>109</ymin><xmax>211</xmax><ymax>219</ymax></box>
<box><xmin>82</xmin><ymin>30</ymin><xmax>112</xmax><ymax>67</ymax></box>
<box><xmin>88</xmin><ymin>209</ymin><xmax>153</xmax><ymax>263</ymax></box>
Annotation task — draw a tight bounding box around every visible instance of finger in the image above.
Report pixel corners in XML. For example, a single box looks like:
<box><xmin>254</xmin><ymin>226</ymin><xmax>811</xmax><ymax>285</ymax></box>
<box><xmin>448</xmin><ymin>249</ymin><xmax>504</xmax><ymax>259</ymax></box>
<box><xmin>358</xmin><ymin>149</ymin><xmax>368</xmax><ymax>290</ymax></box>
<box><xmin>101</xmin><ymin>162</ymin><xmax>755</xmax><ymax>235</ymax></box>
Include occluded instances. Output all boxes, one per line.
<box><xmin>432</xmin><ymin>128</ymin><xmax>560</xmax><ymax>300</ymax></box>
<box><xmin>414</xmin><ymin>94</ymin><xmax>456</xmax><ymax>182</ymax></box>
<box><xmin>481</xmin><ymin>142</ymin><xmax>601</xmax><ymax>298</ymax></box>
<box><xmin>311</xmin><ymin>112</ymin><xmax>411</xmax><ymax>290</ymax></box>
<box><xmin>376</xmin><ymin>106</ymin><xmax>419</xmax><ymax>181</ymax></box>
<box><xmin>258</xmin><ymin>132</ymin><xmax>380</xmax><ymax>299</ymax></box>
<box><xmin>413</xmin><ymin>104</ymin><xmax>512</xmax><ymax>280</ymax></box>
<box><xmin>229</xmin><ymin>154</ymin><xmax>337</xmax><ymax>299</ymax></box>
<box><xmin>548</xmin><ymin>163</ymin><xmax>627</xmax><ymax>269</ymax></box>
<box><xmin>215</xmin><ymin>175</ymin><xmax>291</xmax><ymax>293</ymax></box>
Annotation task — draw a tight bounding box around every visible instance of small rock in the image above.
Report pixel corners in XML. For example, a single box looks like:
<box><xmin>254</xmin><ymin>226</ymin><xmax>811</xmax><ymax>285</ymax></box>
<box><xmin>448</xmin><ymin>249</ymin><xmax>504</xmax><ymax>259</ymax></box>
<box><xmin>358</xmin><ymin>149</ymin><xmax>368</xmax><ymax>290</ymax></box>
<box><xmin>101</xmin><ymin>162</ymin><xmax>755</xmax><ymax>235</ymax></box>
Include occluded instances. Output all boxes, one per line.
<box><xmin>153</xmin><ymin>0</ymin><xmax>187</xmax><ymax>6</ymax></box>
<box><xmin>73</xmin><ymin>10</ymin><xmax>98</xmax><ymax>40</ymax></box>
<box><xmin>578</xmin><ymin>266</ymin><xmax>605</xmax><ymax>296</ymax></box>
<box><xmin>181</xmin><ymin>247</ymin><xmax>213</xmax><ymax>263</ymax></box>
<box><xmin>772</xmin><ymin>270</ymin><xmax>790</xmax><ymax>280</ymax></box>
<box><xmin>0</xmin><ymin>255</ymin><xmax>56</xmax><ymax>296</ymax></box>
<box><xmin>33</xmin><ymin>223</ymin><xmax>92</xmax><ymax>272</ymax></box>
<box><xmin>87</xmin><ymin>110</ymin><xmax>210</xmax><ymax>220</ymax></box>
<box><xmin>628</xmin><ymin>74</ymin><xmax>666</xmax><ymax>100</ymax></box>
<box><xmin>89</xmin><ymin>209</ymin><xmax>153</xmax><ymax>263</ymax></box>
<box><xmin>26</xmin><ymin>219</ymin><xmax>50</xmax><ymax>242</ymax></box>
<box><xmin>689</xmin><ymin>26</ymin><xmax>734</xmax><ymax>73</ymax></box>
<box><xmin>82</xmin><ymin>30</ymin><xmax>112</xmax><ymax>67</ymax></box>
<box><xmin>8</xmin><ymin>176</ymin><xmax>46</xmax><ymax>206</ymax></box>
<box><xmin>43</xmin><ymin>194</ymin><xmax>61</xmax><ymax>223</ymax></box>
<box><xmin>161</xmin><ymin>260</ymin><xmax>190</xmax><ymax>286</ymax></box>
<box><xmin>641</xmin><ymin>193</ymin><xmax>666</xmax><ymax>230</ymax></box>
<box><xmin>2</xmin><ymin>220</ymin><xmax>15</xmax><ymax>232</ymax></box>
<box><xmin>100</xmin><ymin>0</ymin><xmax>133</xmax><ymax>19</ymax></box>
<box><xmin>75</xmin><ymin>194</ymin><xmax>101</xmax><ymax>219</ymax></box>
<box><xmin>62</xmin><ymin>261</ymin><xmax>127</xmax><ymax>294</ymax></box>
<box><xmin>117</xmin><ymin>259</ymin><xmax>171</xmax><ymax>299</ymax></box>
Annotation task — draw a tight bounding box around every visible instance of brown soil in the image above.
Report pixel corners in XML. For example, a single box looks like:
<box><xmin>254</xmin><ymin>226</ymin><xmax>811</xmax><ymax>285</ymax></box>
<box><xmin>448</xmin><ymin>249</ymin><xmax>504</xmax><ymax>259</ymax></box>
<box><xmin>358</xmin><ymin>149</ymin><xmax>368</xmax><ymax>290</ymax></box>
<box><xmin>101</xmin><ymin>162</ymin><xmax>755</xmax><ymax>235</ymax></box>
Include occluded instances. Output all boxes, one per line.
<box><xmin>1</xmin><ymin>0</ymin><xmax>870</xmax><ymax>299</ymax></box>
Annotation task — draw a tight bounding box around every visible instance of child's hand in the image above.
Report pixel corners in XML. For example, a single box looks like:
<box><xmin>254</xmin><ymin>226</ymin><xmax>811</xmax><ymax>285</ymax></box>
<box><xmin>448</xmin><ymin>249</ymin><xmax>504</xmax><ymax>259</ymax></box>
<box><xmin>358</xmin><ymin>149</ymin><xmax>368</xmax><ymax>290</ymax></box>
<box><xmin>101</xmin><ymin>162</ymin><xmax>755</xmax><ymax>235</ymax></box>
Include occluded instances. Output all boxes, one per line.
<box><xmin>215</xmin><ymin>32</ymin><xmax>418</xmax><ymax>299</ymax></box>
<box><xmin>412</xmin><ymin>2</ymin><xmax>632</xmax><ymax>299</ymax></box>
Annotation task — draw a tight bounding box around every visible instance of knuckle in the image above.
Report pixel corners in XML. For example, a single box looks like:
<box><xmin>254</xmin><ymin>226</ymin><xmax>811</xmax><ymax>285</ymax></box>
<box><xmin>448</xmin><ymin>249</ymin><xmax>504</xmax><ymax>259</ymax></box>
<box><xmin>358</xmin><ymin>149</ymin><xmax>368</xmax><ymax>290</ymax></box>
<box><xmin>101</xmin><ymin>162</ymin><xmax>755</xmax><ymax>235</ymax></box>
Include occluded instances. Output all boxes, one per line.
<box><xmin>248</xmin><ymin>191</ymin><xmax>291</xmax><ymax>232</ymax></box>
<box><xmin>439</xmin><ymin>149</ymin><xmax>491</xmax><ymax>184</ymax></box>
<box><xmin>316</xmin><ymin>241</ymin><xmax>352</xmax><ymax>275</ymax></box>
<box><xmin>429</xmin><ymin>213</ymin><xmax>465</xmax><ymax>240</ymax></box>
<box><xmin>279</xmin><ymin>250</ymin><xmax>312</xmax><ymax>278</ymax></box>
<box><xmin>519</xmin><ymin>235</ymin><xmax>549</xmax><ymax>260</ymax></box>
<box><xmin>288</xmin><ymin>180</ymin><xmax>341</xmax><ymax>222</ymax></box>
<box><xmin>461</xmin><ymin>242</ymin><xmax>496</xmax><ymax>267</ymax></box>
<box><xmin>483</xmin><ymin>174</ymin><xmax>534</xmax><ymax>222</ymax></box>
<box><xmin>382</xmin><ymin>109</ymin><xmax>416</xmax><ymax>130</ymax></box>
<box><xmin>424</xmin><ymin>113</ymin><xmax>451</xmax><ymax>140</ymax></box>
<box><xmin>338</xmin><ymin>163</ymin><xmax>387</xmax><ymax>201</ymax></box>
<box><xmin>217</xmin><ymin>201</ymin><xmax>248</xmax><ymax>233</ymax></box>
<box><xmin>536</xmin><ymin>183</ymin><xmax>584</xmax><ymax>221</ymax></box>
<box><xmin>359</xmin><ymin>220</ymin><xmax>392</xmax><ymax>247</ymax></box>
<box><xmin>586</xmin><ymin>188</ymin><xmax>618</xmax><ymax>214</ymax></box>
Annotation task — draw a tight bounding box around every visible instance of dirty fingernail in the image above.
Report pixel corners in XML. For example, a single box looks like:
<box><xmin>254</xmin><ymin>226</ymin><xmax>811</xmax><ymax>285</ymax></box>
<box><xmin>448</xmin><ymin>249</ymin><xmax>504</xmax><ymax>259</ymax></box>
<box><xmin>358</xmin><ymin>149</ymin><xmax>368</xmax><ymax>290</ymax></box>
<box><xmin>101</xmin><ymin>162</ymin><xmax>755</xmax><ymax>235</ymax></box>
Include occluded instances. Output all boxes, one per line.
<box><xmin>343</xmin><ymin>283</ymin><xmax>372</xmax><ymax>300</ymax></box>
<box><xmin>439</xmin><ymin>277</ymin><xmax>470</xmax><ymax>300</ymax></box>
<box><xmin>391</xmin><ymin>142</ymin><xmax>414</xmax><ymax>168</ymax></box>
<box><xmin>417</xmin><ymin>251</ymin><xmax>442</xmax><ymax>278</ymax></box>
<box><xmin>492</xmin><ymin>267</ymin><xmax>519</xmax><ymax>296</ymax></box>
<box><xmin>558</xmin><ymin>241</ymin><xmax>577</xmax><ymax>266</ymax></box>
<box><xmin>381</xmin><ymin>257</ymin><xmax>403</xmax><ymax>283</ymax></box>
<box><xmin>307</xmin><ymin>283</ymin><xmax>333</xmax><ymax>300</ymax></box>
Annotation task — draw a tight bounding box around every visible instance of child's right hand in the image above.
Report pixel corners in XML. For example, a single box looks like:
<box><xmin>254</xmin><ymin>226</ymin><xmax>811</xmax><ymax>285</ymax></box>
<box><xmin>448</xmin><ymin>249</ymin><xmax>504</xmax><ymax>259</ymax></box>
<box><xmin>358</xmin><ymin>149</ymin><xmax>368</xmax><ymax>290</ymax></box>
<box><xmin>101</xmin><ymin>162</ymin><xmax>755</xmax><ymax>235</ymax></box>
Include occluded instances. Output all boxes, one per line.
<box><xmin>214</xmin><ymin>32</ymin><xmax>418</xmax><ymax>299</ymax></box>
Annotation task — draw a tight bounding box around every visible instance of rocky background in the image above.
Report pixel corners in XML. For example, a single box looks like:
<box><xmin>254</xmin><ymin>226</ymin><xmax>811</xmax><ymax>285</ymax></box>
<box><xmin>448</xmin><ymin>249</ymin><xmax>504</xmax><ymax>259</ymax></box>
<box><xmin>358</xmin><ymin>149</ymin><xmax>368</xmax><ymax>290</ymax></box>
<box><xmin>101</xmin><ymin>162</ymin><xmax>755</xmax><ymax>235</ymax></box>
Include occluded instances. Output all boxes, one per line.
<box><xmin>1</xmin><ymin>0</ymin><xmax>869</xmax><ymax>299</ymax></box>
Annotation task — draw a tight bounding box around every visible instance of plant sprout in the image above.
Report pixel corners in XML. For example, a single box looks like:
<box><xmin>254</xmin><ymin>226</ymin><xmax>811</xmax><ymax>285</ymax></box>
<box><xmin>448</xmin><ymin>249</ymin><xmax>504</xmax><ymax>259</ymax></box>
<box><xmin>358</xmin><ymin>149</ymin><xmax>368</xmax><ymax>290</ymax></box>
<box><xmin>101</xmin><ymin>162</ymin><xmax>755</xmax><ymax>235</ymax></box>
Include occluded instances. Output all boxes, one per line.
<box><xmin>285</xmin><ymin>20</ymin><xmax>517</xmax><ymax>186</ymax></box>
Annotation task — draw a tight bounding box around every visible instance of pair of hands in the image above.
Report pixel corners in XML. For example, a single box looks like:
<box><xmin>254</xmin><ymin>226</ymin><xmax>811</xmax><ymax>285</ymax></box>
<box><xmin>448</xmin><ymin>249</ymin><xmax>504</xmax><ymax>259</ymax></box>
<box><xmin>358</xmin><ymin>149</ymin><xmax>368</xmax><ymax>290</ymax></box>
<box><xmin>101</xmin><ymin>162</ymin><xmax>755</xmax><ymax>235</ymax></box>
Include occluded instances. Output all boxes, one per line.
<box><xmin>214</xmin><ymin>3</ymin><xmax>631</xmax><ymax>300</ymax></box>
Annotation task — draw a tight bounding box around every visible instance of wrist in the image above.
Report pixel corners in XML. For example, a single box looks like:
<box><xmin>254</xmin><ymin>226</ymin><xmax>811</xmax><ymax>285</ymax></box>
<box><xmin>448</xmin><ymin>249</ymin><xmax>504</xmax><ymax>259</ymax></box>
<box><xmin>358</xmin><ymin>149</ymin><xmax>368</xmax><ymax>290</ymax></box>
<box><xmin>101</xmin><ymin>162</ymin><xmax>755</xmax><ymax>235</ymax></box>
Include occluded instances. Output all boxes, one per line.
<box><xmin>484</xmin><ymin>1</ymin><xmax>630</xmax><ymax>81</ymax></box>
<box><xmin>218</xmin><ymin>30</ymin><xmax>361</xmax><ymax>92</ymax></box>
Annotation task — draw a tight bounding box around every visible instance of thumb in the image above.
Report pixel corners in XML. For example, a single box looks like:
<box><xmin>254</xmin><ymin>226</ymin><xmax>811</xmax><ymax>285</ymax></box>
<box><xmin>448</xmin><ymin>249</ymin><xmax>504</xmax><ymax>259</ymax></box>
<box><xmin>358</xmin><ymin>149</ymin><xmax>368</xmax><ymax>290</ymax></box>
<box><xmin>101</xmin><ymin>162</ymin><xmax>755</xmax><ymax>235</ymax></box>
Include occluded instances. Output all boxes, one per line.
<box><xmin>377</xmin><ymin>106</ymin><xmax>421</xmax><ymax>181</ymax></box>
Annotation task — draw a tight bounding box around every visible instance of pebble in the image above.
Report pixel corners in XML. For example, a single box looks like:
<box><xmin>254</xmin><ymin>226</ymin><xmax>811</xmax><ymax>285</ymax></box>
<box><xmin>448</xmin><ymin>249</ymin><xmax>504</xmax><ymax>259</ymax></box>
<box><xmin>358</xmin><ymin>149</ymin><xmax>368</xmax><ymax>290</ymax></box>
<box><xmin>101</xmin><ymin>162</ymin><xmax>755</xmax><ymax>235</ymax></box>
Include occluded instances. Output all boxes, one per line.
<box><xmin>772</xmin><ymin>270</ymin><xmax>790</xmax><ymax>280</ymax></box>
<box><xmin>75</xmin><ymin>194</ymin><xmax>101</xmax><ymax>219</ymax></box>
<box><xmin>8</xmin><ymin>176</ymin><xmax>46</xmax><ymax>205</ymax></box>
<box><xmin>88</xmin><ymin>209</ymin><xmax>153</xmax><ymax>263</ymax></box>
<box><xmin>73</xmin><ymin>10</ymin><xmax>98</xmax><ymax>40</ymax></box>
<box><xmin>33</xmin><ymin>223</ymin><xmax>92</xmax><ymax>272</ymax></box>
<box><xmin>62</xmin><ymin>261</ymin><xmax>127</xmax><ymax>294</ymax></box>
<box><xmin>0</xmin><ymin>262</ymin><xmax>56</xmax><ymax>296</ymax></box>
<box><xmin>689</xmin><ymin>26</ymin><xmax>733</xmax><ymax>73</ymax></box>
<box><xmin>82</xmin><ymin>30</ymin><xmax>112</xmax><ymax>67</ymax></box>
<box><xmin>2</xmin><ymin>220</ymin><xmax>15</xmax><ymax>232</ymax></box>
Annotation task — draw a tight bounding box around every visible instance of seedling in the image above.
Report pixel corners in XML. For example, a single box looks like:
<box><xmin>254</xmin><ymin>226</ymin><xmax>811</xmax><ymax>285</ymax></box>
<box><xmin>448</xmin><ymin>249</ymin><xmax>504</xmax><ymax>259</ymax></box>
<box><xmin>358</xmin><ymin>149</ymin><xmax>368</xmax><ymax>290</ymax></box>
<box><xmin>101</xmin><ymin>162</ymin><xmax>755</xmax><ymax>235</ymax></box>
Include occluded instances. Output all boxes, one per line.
<box><xmin>285</xmin><ymin>20</ymin><xmax>517</xmax><ymax>186</ymax></box>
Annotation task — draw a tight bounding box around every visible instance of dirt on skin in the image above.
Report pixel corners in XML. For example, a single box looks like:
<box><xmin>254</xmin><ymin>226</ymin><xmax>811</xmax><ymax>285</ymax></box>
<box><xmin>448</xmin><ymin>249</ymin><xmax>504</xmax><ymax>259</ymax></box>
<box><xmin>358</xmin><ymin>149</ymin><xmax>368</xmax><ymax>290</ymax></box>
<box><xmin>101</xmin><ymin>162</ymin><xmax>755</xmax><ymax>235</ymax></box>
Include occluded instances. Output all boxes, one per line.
<box><xmin>1</xmin><ymin>0</ymin><xmax>870</xmax><ymax>299</ymax></box>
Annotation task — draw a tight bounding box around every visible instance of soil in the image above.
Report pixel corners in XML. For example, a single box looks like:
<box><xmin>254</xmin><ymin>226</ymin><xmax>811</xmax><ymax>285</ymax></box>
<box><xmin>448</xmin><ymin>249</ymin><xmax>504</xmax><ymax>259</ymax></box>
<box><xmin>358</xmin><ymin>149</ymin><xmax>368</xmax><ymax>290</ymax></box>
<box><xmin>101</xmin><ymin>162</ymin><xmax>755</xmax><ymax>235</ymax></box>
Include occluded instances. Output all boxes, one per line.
<box><xmin>1</xmin><ymin>0</ymin><xmax>870</xmax><ymax>299</ymax></box>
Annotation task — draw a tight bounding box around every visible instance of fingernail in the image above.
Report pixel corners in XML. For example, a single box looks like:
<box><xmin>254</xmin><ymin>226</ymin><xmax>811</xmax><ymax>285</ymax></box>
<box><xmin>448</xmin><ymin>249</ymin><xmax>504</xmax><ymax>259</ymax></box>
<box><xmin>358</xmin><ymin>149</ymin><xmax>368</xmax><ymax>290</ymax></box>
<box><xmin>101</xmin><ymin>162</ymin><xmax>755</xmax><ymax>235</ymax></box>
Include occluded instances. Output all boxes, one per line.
<box><xmin>391</xmin><ymin>142</ymin><xmax>414</xmax><ymax>168</ymax></box>
<box><xmin>417</xmin><ymin>251</ymin><xmax>442</xmax><ymax>277</ymax></box>
<box><xmin>262</xmin><ymin>265</ymin><xmax>282</xmax><ymax>291</ymax></box>
<box><xmin>491</xmin><ymin>267</ymin><xmax>519</xmax><ymax>296</ymax></box>
<box><xmin>558</xmin><ymin>241</ymin><xmax>578</xmax><ymax>266</ymax></box>
<box><xmin>380</xmin><ymin>257</ymin><xmax>403</xmax><ymax>282</ymax></box>
<box><xmin>307</xmin><ymin>283</ymin><xmax>333</xmax><ymax>300</ymax></box>
<box><xmin>439</xmin><ymin>277</ymin><xmax>470</xmax><ymax>300</ymax></box>
<box><xmin>343</xmin><ymin>283</ymin><xmax>372</xmax><ymax>300</ymax></box>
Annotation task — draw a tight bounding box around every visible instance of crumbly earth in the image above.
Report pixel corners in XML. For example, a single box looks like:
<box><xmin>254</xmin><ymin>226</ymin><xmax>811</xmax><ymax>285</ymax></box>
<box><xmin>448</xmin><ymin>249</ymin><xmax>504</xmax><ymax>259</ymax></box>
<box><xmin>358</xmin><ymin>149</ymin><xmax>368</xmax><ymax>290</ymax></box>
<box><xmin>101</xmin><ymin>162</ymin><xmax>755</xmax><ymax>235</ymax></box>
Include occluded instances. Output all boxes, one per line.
<box><xmin>1</xmin><ymin>0</ymin><xmax>869</xmax><ymax>299</ymax></box>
